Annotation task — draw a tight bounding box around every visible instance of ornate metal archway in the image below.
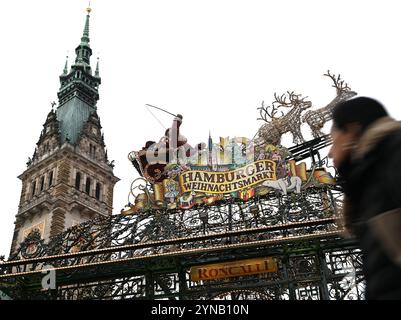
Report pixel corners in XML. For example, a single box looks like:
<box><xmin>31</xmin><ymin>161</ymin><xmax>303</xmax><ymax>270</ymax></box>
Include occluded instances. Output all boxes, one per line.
<box><xmin>0</xmin><ymin>135</ymin><xmax>365</xmax><ymax>300</ymax></box>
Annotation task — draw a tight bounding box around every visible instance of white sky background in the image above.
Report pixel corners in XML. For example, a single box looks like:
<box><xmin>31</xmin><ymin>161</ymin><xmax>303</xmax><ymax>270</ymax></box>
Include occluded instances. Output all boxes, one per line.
<box><xmin>1</xmin><ymin>0</ymin><xmax>401</xmax><ymax>257</ymax></box>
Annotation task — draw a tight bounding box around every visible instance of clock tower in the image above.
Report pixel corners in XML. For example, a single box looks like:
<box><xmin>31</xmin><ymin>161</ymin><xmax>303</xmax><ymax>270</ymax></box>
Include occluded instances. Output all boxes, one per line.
<box><xmin>9</xmin><ymin>7</ymin><xmax>119</xmax><ymax>255</ymax></box>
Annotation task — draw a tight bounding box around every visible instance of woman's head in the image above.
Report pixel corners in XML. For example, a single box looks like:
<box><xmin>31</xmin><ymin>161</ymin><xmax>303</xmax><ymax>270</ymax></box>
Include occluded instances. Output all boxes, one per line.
<box><xmin>328</xmin><ymin>97</ymin><xmax>388</xmax><ymax>167</ymax></box>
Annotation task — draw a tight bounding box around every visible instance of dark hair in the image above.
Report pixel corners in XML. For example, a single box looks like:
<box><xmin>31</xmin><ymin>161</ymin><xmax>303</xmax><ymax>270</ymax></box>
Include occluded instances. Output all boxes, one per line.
<box><xmin>332</xmin><ymin>97</ymin><xmax>388</xmax><ymax>132</ymax></box>
<box><xmin>145</xmin><ymin>141</ymin><xmax>156</xmax><ymax>149</ymax></box>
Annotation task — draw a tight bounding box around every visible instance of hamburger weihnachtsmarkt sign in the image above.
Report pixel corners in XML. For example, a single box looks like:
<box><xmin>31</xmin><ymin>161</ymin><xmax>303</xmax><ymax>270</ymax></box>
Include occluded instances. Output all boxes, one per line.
<box><xmin>123</xmin><ymin>71</ymin><xmax>355</xmax><ymax>214</ymax></box>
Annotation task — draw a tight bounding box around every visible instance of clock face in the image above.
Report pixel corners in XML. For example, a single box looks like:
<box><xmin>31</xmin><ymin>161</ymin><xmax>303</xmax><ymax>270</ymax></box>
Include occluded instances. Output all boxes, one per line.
<box><xmin>91</xmin><ymin>127</ymin><xmax>98</xmax><ymax>135</ymax></box>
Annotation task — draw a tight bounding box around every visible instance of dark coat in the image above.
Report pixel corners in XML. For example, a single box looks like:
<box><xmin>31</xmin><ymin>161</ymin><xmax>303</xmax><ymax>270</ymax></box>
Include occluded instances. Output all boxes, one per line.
<box><xmin>342</xmin><ymin>117</ymin><xmax>401</xmax><ymax>300</ymax></box>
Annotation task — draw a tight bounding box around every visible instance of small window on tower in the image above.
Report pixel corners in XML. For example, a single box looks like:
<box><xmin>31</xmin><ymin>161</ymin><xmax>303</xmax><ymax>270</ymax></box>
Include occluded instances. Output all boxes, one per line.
<box><xmin>85</xmin><ymin>177</ymin><xmax>91</xmax><ymax>195</ymax></box>
<box><xmin>75</xmin><ymin>172</ymin><xmax>81</xmax><ymax>190</ymax></box>
<box><xmin>31</xmin><ymin>181</ymin><xmax>36</xmax><ymax>197</ymax></box>
<box><xmin>95</xmin><ymin>182</ymin><xmax>101</xmax><ymax>200</ymax></box>
<box><xmin>48</xmin><ymin>171</ymin><xmax>53</xmax><ymax>187</ymax></box>
<box><xmin>89</xmin><ymin>144</ymin><xmax>97</xmax><ymax>159</ymax></box>
<box><xmin>40</xmin><ymin>176</ymin><xmax>45</xmax><ymax>192</ymax></box>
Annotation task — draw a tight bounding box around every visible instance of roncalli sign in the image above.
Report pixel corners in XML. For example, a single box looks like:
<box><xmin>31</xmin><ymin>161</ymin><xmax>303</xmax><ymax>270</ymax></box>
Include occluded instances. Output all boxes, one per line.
<box><xmin>190</xmin><ymin>257</ymin><xmax>278</xmax><ymax>281</ymax></box>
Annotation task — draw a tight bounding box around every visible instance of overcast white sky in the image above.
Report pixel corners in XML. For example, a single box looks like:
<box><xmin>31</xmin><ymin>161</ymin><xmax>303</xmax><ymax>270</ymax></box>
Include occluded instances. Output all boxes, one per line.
<box><xmin>1</xmin><ymin>0</ymin><xmax>400</xmax><ymax>257</ymax></box>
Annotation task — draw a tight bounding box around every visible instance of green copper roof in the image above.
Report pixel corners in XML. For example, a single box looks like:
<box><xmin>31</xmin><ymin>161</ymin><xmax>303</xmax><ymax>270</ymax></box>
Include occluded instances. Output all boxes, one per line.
<box><xmin>56</xmin><ymin>9</ymin><xmax>100</xmax><ymax>145</ymax></box>
<box><xmin>81</xmin><ymin>14</ymin><xmax>90</xmax><ymax>45</ymax></box>
<box><xmin>57</xmin><ymin>98</ymin><xmax>95</xmax><ymax>144</ymax></box>
<box><xmin>63</xmin><ymin>56</ymin><xmax>69</xmax><ymax>75</ymax></box>
<box><xmin>74</xmin><ymin>12</ymin><xmax>92</xmax><ymax>67</ymax></box>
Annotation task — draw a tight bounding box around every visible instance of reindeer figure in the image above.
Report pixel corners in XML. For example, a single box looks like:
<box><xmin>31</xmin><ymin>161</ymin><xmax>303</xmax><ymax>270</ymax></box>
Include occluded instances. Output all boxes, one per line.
<box><xmin>302</xmin><ymin>71</ymin><xmax>357</xmax><ymax>138</ymax></box>
<box><xmin>255</xmin><ymin>91</ymin><xmax>312</xmax><ymax>147</ymax></box>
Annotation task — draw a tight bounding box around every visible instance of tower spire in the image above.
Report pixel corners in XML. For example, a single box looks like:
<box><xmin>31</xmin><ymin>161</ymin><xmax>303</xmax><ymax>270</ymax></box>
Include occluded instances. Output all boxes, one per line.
<box><xmin>81</xmin><ymin>5</ymin><xmax>91</xmax><ymax>45</ymax></box>
<box><xmin>63</xmin><ymin>55</ymin><xmax>69</xmax><ymax>75</ymax></box>
<box><xmin>57</xmin><ymin>3</ymin><xmax>101</xmax><ymax>145</ymax></box>
<box><xmin>74</xmin><ymin>5</ymin><xmax>93</xmax><ymax>66</ymax></box>
<box><xmin>95</xmin><ymin>57</ymin><xmax>100</xmax><ymax>77</ymax></box>
<box><xmin>208</xmin><ymin>131</ymin><xmax>214</xmax><ymax>169</ymax></box>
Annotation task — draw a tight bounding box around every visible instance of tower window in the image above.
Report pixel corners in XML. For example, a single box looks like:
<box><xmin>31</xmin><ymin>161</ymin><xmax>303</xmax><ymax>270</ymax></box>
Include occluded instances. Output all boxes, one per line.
<box><xmin>43</xmin><ymin>142</ymin><xmax>49</xmax><ymax>153</ymax></box>
<box><xmin>40</xmin><ymin>176</ymin><xmax>45</xmax><ymax>192</ymax></box>
<box><xmin>48</xmin><ymin>171</ymin><xmax>53</xmax><ymax>187</ymax></box>
<box><xmin>31</xmin><ymin>180</ymin><xmax>36</xmax><ymax>197</ymax></box>
<box><xmin>85</xmin><ymin>177</ymin><xmax>91</xmax><ymax>195</ymax></box>
<box><xmin>89</xmin><ymin>144</ymin><xmax>97</xmax><ymax>159</ymax></box>
<box><xmin>95</xmin><ymin>183</ymin><xmax>102</xmax><ymax>200</ymax></box>
<box><xmin>75</xmin><ymin>172</ymin><xmax>81</xmax><ymax>190</ymax></box>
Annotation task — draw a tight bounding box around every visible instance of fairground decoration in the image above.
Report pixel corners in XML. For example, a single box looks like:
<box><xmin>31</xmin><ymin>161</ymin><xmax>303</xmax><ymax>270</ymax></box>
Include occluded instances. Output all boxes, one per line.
<box><xmin>124</xmin><ymin>71</ymin><xmax>356</xmax><ymax>214</ymax></box>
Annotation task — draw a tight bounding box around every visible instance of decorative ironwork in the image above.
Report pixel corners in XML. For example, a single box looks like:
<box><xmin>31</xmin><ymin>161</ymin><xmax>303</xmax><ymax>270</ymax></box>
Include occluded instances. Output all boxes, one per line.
<box><xmin>0</xmin><ymin>184</ymin><xmax>363</xmax><ymax>299</ymax></box>
<box><xmin>0</xmin><ymin>84</ymin><xmax>365</xmax><ymax>299</ymax></box>
<box><xmin>18</xmin><ymin>229</ymin><xmax>46</xmax><ymax>259</ymax></box>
